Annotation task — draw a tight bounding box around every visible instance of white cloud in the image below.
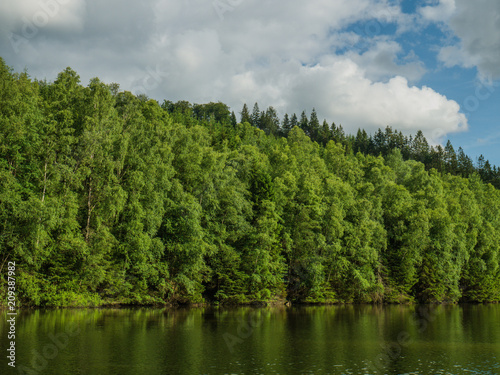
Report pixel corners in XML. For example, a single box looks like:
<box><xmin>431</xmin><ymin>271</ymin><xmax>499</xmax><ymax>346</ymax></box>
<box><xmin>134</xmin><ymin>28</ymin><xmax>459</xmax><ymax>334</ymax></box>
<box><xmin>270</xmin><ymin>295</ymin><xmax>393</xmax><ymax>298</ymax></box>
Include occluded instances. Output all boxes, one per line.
<box><xmin>438</xmin><ymin>45</ymin><xmax>476</xmax><ymax>69</ymax></box>
<box><xmin>344</xmin><ymin>39</ymin><xmax>426</xmax><ymax>82</ymax></box>
<box><xmin>435</xmin><ymin>0</ymin><xmax>500</xmax><ymax>80</ymax></box>
<box><xmin>0</xmin><ymin>0</ymin><xmax>86</xmax><ymax>35</ymax></box>
<box><xmin>284</xmin><ymin>58</ymin><xmax>467</xmax><ymax>144</ymax></box>
<box><xmin>419</xmin><ymin>0</ymin><xmax>456</xmax><ymax>22</ymax></box>
<box><xmin>0</xmin><ymin>0</ymin><xmax>469</xmax><ymax>144</ymax></box>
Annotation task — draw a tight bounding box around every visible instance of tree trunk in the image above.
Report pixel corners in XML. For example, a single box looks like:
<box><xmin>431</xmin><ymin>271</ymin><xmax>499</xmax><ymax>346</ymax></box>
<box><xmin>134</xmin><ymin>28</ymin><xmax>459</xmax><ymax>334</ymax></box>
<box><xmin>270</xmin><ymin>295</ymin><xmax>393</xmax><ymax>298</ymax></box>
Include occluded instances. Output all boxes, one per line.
<box><xmin>85</xmin><ymin>176</ymin><xmax>92</xmax><ymax>242</ymax></box>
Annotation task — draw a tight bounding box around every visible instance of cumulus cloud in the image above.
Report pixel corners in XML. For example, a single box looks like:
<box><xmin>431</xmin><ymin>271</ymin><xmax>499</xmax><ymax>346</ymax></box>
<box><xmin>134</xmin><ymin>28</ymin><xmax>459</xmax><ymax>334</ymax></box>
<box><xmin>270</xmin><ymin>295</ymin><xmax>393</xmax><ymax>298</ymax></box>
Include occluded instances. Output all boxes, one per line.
<box><xmin>0</xmin><ymin>0</ymin><xmax>469</xmax><ymax>143</ymax></box>
<box><xmin>418</xmin><ymin>0</ymin><xmax>456</xmax><ymax>22</ymax></box>
<box><xmin>430</xmin><ymin>0</ymin><xmax>500</xmax><ymax>80</ymax></box>
<box><xmin>285</xmin><ymin>58</ymin><xmax>466</xmax><ymax>144</ymax></box>
<box><xmin>344</xmin><ymin>40</ymin><xmax>426</xmax><ymax>82</ymax></box>
<box><xmin>0</xmin><ymin>0</ymin><xmax>87</xmax><ymax>36</ymax></box>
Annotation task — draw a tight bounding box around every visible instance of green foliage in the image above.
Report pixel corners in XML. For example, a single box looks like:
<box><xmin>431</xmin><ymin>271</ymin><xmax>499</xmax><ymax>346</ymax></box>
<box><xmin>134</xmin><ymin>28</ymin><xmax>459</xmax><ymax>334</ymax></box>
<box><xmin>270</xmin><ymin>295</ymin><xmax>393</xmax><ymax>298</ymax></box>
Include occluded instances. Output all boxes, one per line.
<box><xmin>1</xmin><ymin>59</ymin><xmax>500</xmax><ymax>306</ymax></box>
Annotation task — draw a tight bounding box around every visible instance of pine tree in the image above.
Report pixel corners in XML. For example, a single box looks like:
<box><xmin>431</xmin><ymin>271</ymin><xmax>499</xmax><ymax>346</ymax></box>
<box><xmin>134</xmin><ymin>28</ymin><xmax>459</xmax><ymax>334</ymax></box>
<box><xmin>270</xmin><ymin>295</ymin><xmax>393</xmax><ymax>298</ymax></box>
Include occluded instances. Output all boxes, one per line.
<box><xmin>240</xmin><ymin>103</ymin><xmax>251</xmax><ymax>124</ymax></box>
<box><xmin>308</xmin><ymin>108</ymin><xmax>320</xmax><ymax>142</ymax></box>
<box><xmin>331</xmin><ymin>123</ymin><xmax>345</xmax><ymax>144</ymax></box>
<box><xmin>290</xmin><ymin>113</ymin><xmax>298</xmax><ymax>130</ymax></box>
<box><xmin>299</xmin><ymin>111</ymin><xmax>308</xmax><ymax>135</ymax></box>
<box><xmin>477</xmin><ymin>154</ymin><xmax>485</xmax><ymax>170</ymax></box>
<box><xmin>354</xmin><ymin>129</ymin><xmax>369</xmax><ymax>154</ymax></box>
<box><xmin>281</xmin><ymin>113</ymin><xmax>291</xmax><ymax>137</ymax></box>
<box><xmin>429</xmin><ymin>145</ymin><xmax>445</xmax><ymax>172</ymax></box>
<box><xmin>373</xmin><ymin>128</ymin><xmax>386</xmax><ymax>155</ymax></box>
<box><xmin>262</xmin><ymin>106</ymin><xmax>280</xmax><ymax>136</ymax></box>
<box><xmin>319</xmin><ymin>120</ymin><xmax>332</xmax><ymax>145</ymax></box>
<box><xmin>457</xmin><ymin>147</ymin><xmax>474</xmax><ymax>177</ymax></box>
<box><xmin>230</xmin><ymin>111</ymin><xmax>237</xmax><ymax>126</ymax></box>
<box><xmin>251</xmin><ymin>102</ymin><xmax>261</xmax><ymax>128</ymax></box>
<box><xmin>411</xmin><ymin>130</ymin><xmax>430</xmax><ymax>164</ymax></box>
<box><xmin>444</xmin><ymin>140</ymin><xmax>457</xmax><ymax>174</ymax></box>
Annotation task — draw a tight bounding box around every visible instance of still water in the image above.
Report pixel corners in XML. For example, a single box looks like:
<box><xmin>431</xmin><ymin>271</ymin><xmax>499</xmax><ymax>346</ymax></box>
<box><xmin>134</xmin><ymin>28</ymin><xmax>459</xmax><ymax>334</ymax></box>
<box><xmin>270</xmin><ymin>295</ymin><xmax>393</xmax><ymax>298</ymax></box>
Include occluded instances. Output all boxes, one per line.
<box><xmin>1</xmin><ymin>304</ymin><xmax>500</xmax><ymax>374</ymax></box>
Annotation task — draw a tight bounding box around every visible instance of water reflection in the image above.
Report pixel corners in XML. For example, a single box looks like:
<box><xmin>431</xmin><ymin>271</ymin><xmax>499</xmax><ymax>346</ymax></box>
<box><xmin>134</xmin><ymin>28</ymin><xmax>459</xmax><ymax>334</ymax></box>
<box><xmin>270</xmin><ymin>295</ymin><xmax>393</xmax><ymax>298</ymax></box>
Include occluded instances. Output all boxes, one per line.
<box><xmin>1</xmin><ymin>305</ymin><xmax>499</xmax><ymax>374</ymax></box>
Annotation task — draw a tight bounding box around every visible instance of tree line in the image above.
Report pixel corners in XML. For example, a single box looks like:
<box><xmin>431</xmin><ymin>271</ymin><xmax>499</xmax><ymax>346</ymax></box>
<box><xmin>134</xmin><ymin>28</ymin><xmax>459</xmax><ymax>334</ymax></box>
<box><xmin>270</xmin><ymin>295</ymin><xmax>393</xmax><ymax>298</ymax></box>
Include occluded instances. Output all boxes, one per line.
<box><xmin>168</xmin><ymin>100</ymin><xmax>500</xmax><ymax>187</ymax></box>
<box><xmin>1</xmin><ymin>58</ymin><xmax>499</xmax><ymax>307</ymax></box>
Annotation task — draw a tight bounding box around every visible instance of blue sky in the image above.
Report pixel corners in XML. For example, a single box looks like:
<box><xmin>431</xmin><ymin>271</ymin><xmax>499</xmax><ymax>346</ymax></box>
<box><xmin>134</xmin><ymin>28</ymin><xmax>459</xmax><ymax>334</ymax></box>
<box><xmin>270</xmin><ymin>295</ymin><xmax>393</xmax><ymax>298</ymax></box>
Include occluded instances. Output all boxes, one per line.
<box><xmin>341</xmin><ymin>0</ymin><xmax>500</xmax><ymax>163</ymax></box>
<box><xmin>399</xmin><ymin>0</ymin><xmax>500</xmax><ymax>164</ymax></box>
<box><xmin>0</xmin><ymin>0</ymin><xmax>499</xmax><ymax>164</ymax></box>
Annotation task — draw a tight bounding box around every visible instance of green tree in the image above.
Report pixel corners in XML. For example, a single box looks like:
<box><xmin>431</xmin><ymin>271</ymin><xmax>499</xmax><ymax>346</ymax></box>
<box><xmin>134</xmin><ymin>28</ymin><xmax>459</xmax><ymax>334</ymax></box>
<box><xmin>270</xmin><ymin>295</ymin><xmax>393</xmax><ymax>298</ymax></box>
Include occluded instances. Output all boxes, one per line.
<box><xmin>251</xmin><ymin>102</ymin><xmax>261</xmax><ymax>128</ymax></box>
<box><xmin>308</xmin><ymin>108</ymin><xmax>320</xmax><ymax>141</ymax></box>
<box><xmin>240</xmin><ymin>103</ymin><xmax>251</xmax><ymax>124</ymax></box>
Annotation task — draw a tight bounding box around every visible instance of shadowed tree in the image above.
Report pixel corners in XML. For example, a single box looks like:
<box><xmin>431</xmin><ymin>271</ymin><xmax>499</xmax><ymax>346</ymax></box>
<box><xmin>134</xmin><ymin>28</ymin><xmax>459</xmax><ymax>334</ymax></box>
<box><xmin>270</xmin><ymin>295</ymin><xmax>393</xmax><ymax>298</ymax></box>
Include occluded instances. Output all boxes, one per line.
<box><xmin>251</xmin><ymin>102</ymin><xmax>261</xmax><ymax>128</ymax></box>
<box><xmin>240</xmin><ymin>103</ymin><xmax>251</xmax><ymax>124</ymax></box>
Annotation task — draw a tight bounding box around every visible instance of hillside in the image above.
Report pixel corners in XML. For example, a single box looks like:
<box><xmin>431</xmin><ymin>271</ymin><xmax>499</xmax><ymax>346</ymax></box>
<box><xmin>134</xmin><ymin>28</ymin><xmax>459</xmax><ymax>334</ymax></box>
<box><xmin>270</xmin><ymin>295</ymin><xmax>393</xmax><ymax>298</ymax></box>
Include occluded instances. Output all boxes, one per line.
<box><xmin>1</xmin><ymin>59</ymin><xmax>499</xmax><ymax>307</ymax></box>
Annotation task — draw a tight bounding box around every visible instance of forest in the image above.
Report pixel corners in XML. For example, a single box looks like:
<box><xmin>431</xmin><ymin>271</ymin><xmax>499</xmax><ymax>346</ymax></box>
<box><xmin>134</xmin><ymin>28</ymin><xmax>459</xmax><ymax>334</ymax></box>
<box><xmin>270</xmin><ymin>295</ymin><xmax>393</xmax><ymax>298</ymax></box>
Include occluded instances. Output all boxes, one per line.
<box><xmin>1</xmin><ymin>57</ymin><xmax>500</xmax><ymax>307</ymax></box>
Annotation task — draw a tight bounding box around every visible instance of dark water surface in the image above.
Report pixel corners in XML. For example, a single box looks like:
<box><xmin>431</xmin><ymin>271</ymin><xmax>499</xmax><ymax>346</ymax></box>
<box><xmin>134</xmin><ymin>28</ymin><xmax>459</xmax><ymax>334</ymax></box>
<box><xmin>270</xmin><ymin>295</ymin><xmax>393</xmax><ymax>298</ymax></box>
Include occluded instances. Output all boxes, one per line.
<box><xmin>1</xmin><ymin>304</ymin><xmax>500</xmax><ymax>374</ymax></box>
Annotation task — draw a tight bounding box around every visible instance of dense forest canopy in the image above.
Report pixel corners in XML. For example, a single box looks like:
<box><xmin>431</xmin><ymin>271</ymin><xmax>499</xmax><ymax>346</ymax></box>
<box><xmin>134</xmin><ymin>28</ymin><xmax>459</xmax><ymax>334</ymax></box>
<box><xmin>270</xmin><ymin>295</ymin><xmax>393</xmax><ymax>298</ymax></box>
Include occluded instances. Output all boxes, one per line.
<box><xmin>1</xmin><ymin>58</ymin><xmax>499</xmax><ymax>307</ymax></box>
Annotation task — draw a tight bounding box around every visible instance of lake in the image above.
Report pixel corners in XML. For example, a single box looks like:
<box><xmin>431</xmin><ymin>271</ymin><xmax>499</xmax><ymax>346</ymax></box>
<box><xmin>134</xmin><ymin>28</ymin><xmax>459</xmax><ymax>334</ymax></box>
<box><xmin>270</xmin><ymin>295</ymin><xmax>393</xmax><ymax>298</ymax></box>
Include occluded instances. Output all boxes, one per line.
<box><xmin>2</xmin><ymin>304</ymin><xmax>500</xmax><ymax>374</ymax></box>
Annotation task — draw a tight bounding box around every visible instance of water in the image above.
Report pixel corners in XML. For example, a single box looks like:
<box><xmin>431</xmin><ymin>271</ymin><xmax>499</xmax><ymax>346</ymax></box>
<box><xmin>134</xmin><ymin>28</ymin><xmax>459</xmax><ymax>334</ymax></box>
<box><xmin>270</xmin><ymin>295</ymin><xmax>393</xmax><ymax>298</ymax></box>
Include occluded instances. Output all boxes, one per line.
<box><xmin>1</xmin><ymin>304</ymin><xmax>500</xmax><ymax>374</ymax></box>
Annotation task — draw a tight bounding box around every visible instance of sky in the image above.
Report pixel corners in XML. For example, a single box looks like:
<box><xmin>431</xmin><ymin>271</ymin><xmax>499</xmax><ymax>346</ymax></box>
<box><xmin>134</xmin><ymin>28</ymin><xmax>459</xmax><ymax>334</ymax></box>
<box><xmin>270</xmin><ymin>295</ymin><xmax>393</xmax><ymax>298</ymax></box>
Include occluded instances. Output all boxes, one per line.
<box><xmin>0</xmin><ymin>0</ymin><xmax>499</xmax><ymax>164</ymax></box>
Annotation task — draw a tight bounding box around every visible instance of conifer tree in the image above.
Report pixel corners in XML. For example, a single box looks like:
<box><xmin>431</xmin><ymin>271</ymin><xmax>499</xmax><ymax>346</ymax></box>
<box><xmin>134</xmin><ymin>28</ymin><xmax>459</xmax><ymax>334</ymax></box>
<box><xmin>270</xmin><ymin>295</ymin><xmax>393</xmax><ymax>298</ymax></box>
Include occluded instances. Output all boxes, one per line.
<box><xmin>319</xmin><ymin>120</ymin><xmax>332</xmax><ymax>145</ymax></box>
<box><xmin>290</xmin><ymin>113</ymin><xmax>298</xmax><ymax>130</ymax></box>
<box><xmin>251</xmin><ymin>102</ymin><xmax>261</xmax><ymax>128</ymax></box>
<box><xmin>308</xmin><ymin>108</ymin><xmax>320</xmax><ymax>142</ymax></box>
<box><xmin>299</xmin><ymin>111</ymin><xmax>309</xmax><ymax>135</ymax></box>
<box><xmin>281</xmin><ymin>113</ymin><xmax>291</xmax><ymax>137</ymax></box>
<box><xmin>240</xmin><ymin>103</ymin><xmax>251</xmax><ymax>124</ymax></box>
<box><xmin>444</xmin><ymin>140</ymin><xmax>457</xmax><ymax>174</ymax></box>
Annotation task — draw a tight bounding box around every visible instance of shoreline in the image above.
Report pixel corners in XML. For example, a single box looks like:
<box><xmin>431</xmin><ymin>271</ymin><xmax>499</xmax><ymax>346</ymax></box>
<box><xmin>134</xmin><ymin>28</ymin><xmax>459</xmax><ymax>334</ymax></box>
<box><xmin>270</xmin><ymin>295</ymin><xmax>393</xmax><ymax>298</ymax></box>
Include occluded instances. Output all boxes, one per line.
<box><xmin>1</xmin><ymin>299</ymin><xmax>498</xmax><ymax>310</ymax></box>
